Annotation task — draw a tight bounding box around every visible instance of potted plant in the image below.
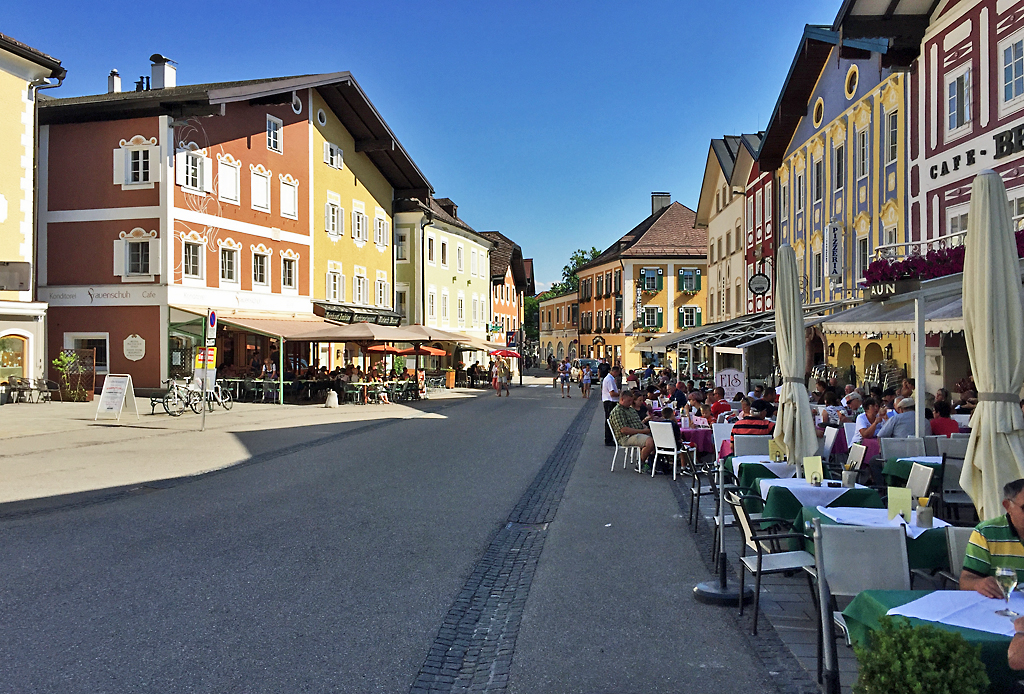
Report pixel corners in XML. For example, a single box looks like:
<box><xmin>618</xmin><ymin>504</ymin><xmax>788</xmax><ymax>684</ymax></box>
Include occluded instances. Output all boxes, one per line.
<box><xmin>444</xmin><ymin>366</ymin><xmax>456</xmax><ymax>389</ymax></box>
<box><xmin>854</xmin><ymin>616</ymin><xmax>988</xmax><ymax>694</ymax></box>
<box><xmin>52</xmin><ymin>350</ymin><xmax>91</xmax><ymax>402</ymax></box>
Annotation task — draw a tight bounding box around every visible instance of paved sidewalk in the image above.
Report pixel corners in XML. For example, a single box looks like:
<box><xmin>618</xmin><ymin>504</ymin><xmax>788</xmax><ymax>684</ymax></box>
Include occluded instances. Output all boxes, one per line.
<box><xmin>0</xmin><ymin>391</ymin><xmax>476</xmax><ymax>505</ymax></box>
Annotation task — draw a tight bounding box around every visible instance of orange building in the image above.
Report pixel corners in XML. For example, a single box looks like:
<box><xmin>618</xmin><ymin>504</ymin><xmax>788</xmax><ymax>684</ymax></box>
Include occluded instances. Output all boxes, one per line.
<box><xmin>538</xmin><ymin>289</ymin><xmax>578</xmax><ymax>363</ymax></box>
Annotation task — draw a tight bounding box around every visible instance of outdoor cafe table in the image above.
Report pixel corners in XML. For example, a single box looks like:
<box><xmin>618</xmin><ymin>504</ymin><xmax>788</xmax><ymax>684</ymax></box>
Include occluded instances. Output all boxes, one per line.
<box><xmin>679</xmin><ymin>428</ymin><xmax>715</xmax><ymax>455</ymax></box>
<box><xmin>729</xmin><ymin>455</ymin><xmax>796</xmax><ymax>491</ymax></box>
<box><xmin>842</xmin><ymin>590</ymin><xmax>1016</xmax><ymax>693</ymax></box>
<box><xmin>754</xmin><ymin>478</ymin><xmax>883</xmax><ymax>524</ymax></box>
<box><xmin>882</xmin><ymin>455</ymin><xmax>944</xmax><ymax>486</ymax></box>
<box><xmin>792</xmin><ymin>506</ymin><xmax>948</xmax><ymax>571</ymax></box>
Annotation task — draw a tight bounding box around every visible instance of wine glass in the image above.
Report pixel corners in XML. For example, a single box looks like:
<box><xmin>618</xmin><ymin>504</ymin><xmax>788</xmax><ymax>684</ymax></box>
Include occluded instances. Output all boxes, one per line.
<box><xmin>995</xmin><ymin>567</ymin><xmax>1020</xmax><ymax>617</ymax></box>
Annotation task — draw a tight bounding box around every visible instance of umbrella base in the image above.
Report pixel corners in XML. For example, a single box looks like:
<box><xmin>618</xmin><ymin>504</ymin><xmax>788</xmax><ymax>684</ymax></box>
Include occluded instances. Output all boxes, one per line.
<box><xmin>693</xmin><ymin>581</ymin><xmax>754</xmax><ymax>606</ymax></box>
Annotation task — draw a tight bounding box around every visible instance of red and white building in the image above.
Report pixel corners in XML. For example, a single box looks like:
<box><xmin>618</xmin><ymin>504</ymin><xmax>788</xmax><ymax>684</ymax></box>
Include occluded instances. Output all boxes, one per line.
<box><xmin>729</xmin><ymin>132</ymin><xmax>775</xmax><ymax>313</ymax></box>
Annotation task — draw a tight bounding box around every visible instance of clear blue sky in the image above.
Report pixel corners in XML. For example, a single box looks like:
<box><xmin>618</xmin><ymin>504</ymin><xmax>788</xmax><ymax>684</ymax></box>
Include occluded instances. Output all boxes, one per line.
<box><xmin>5</xmin><ymin>0</ymin><xmax>837</xmax><ymax>290</ymax></box>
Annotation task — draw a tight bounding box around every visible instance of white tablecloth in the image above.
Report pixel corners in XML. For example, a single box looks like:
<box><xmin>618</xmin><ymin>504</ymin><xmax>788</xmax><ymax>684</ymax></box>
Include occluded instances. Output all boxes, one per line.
<box><xmin>731</xmin><ymin>456</ymin><xmax>796</xmax><ymax>479</ymax></box>
<box><xmin>896</xmin><ymin>456</ymin><xmax>944</xmax><ymax>466</ymax></box>
<box><xmin>759</xmin><ymin>477</ymin><xmax>866</xmax><ymax>508</ymax></box>
<box><xmin>816</xmin><ymin>505</ymin><xmax>950</xmax><ymax>539</ymax></box>
<box><xmin>888</xmin><ymin>590</ymin><xmax>1024</xmax><ymax>637</ymax></box>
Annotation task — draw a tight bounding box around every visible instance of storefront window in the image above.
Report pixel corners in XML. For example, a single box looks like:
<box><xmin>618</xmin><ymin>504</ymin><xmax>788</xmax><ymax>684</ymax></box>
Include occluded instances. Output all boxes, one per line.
<box><xmin>0</xmin><ymin>335</ymin><xmax>26</xmax><ymax>379</ymax></box>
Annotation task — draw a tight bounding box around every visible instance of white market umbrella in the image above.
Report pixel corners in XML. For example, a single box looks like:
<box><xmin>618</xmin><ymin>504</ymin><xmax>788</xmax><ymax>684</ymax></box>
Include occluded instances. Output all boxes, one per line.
<box><xmin>773</xmin><ymin>245</ymin><xmax>818</xmax><ymax>462</ymax></box>
<box><xmin>960</xmin><ymin>170</ymin><xmax>1024</xmax><ymax>519</ymax></box>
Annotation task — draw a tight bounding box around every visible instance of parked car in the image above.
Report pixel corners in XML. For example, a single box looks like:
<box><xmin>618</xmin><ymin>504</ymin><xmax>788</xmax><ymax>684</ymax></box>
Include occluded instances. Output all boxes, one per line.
<box><xmin>571</xmin><ymin>358</ymin><xmax>600</xmax><ymax>382</ymax></box>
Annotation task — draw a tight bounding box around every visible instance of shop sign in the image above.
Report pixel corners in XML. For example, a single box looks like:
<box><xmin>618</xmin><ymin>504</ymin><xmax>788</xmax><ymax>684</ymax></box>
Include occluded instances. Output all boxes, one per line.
<box><xmin>864</xmin><ymin>279</ymin><xmax>921</xmax><ymax>301</ymax></box>
<box><xmin>825</xmin><ymin>222</ymin><xmax>843</xmax><ymax>280</ymax></box>
<box><xmin>194</xmin><ymin>347</ymin><xmax>217</xmax><ymax>369</ymax></box>
<box><xmin>123</xmin><ymin>334</ymin><xmax>146</xmax><ymax>362</ymax></box>
<box><xmin>748</xmin><ymin>273</ymin><xmax>771</xmax><ymax>296</ymax></box>
<box><xmin>714</xmin><ymin>368</ymin><xmax>744</xmax><ymax>402</ymax></box>
<box><xmin>313</xmin><ymin>302</ymin><xmax>401</xmax><ymax>326</ymax></box>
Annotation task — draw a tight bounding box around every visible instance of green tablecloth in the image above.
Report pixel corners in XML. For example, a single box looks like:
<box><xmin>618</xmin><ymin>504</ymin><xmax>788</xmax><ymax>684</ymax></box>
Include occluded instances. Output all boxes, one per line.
<box><xmin>735</xmin><ymin>461</ymin><xmax>790</xmax><ymax>492</ymax></box>
<box><xmin>756</xmin><ymin>484</ymin><xmax>884</xmax><ymax>524</ymax></box>
<box><xmin>882</xmin><ymin>456</ymin><xmax>943</xmax><ymax>487</ymax></box>
<box><xmin>843</xmin><ymin>589</ymin><xmax>1017</xmax><ymax>693</ymax></box>
<box><xmin>794</xmin><ymin>506</ymin><xmax>948</xmax><ymax>571</ymax></box>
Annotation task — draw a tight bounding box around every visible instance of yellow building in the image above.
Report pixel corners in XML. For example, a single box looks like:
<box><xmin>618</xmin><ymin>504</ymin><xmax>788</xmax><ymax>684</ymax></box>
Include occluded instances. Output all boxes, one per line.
<box><xmin>0</xmin><ymin>33</ymin><xmax>63</xmax><ymax>386</ymax></box>
<box><xmin>576</xmin><ymin>194</ymin><xmax>706</xmax><ymax>372</ymax></box>
<box><xmin>306</xmin><ymin>79</ymin><xmax>432</xmax><ymax>369</ymax></box>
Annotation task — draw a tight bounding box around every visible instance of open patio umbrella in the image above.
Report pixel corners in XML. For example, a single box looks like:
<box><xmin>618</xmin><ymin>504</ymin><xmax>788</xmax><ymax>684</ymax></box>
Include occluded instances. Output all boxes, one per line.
<box><xmin>365</xmin><ymin>344</ymin><xmax>401</xmax><ymax>354</ymax></box>
<box><xmin>490</xmin><ymin>349</ymin><xmax>520</xmax><ymax>358</ymax></box>
<box><xmin>398</xmin><ymin>345</ymin><xmax>446</xmax><ymax>356</ymax></box>
<box><xmin>773</xmin><ymin>244</ymin><xmax>818</xmax><ymax>463</ymax></box>
<box><xmin>960</xmin><ymin>170</ymin><xmax>1024</xmax><ymax>519</ymax></box>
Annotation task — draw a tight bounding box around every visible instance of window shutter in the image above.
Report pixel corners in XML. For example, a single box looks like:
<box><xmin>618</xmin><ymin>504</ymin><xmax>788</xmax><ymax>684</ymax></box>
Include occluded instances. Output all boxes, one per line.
<box><xmin>386</xmin><ymin>282</ymin><xmax>392</xmax><ymax>308</ymax></box>
<box><xmin>113</xmin><ymin>239</ymin><xmax>125</xmax><ymax>276</ymax></box>
<box><xmin>656</xmin><ymin>306</ymin><xmax>663</xmax><ymax>328</ymax></box>
<box><xmin>352</xmin><ymin>211</ymin><xmax>358</xmax><ymax>240</ymax></box>
<box><xmin>656</xmin><ymin>272</ymin><xmax>663</xmax><ymax>291</ymax></box>
<box><xmin>113</xmin><ymin>148</ymin><xmax>125</xmax><ymax>185</ymax></box>
<box><xmin>174</xmin><ymin>152</ymin><xmax>186</xmax><ymax>187</ymax></box>
<box><xmin>149</xmin><ymin>146</ymin><xmax>161</xmax><ymax>182</ymax></box>
<box><xmin>678</xmin><ymin>307</ymin><xmax>684</xmax><ymax>328</ymax></box>
<box><xmin>384</xmin><ymin>220</ymin><xmax>390</xmax><ymax>246</ymax></box>
<box><xmin>640</xmin><ymin>268</ymin><xmax>646</xmax><ymax>280</ymax></box>
<box><xmin>202</xmin><ymin>157</ymin><xmax>214</xmax><ymax>193</ymax></box>
<box><xmin>338</xmin><ymin>208</ymin><xmax>345</xmax><ymax>236</ymax></box>
<box><xmin>324</xmin><ymin>141</ymin><xmax>330</xmax><ymax>164</ymax></box>
<box><xmin>696</xmin><ymin>307</ymin><xmax>702</xmax><ymax>327</ymax></box>
<box><xmin>695</xmin><ymin>269</ymin><xmax>702</xmax><ymax>291</ymax></box>
<box><xmin>149</xmin><ymin>238</ymin><xmax>162</xmax><ymax>275</ymax></box>
<box><xmin>325</xmin><ymin>203</ymin><xmax>331</xmax><ymax>233</ymax></box>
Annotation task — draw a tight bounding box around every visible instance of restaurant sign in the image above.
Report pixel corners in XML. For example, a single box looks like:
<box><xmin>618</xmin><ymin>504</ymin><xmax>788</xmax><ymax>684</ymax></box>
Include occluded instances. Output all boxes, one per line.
<box><xmin>313</xmin><ymin>302</ymin><xmax>402</xmax><ymax>326</ymax></box>
<box><xmin>824</xmin><ymin>222</ymin><xmax>843</xmax><ymax>281</ymax></box>
<box><xmin>864</xmin><ymin>279</ymin><xmax>920</xmax><ymax>302</ymax></box>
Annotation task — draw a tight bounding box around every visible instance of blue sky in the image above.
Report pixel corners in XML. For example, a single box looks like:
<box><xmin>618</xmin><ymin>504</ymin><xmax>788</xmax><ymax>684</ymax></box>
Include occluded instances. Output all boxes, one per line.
<box><xmin>5</xmin><ymin>0</ymin><xmax>838</xmax><ymax>289</ymax></box>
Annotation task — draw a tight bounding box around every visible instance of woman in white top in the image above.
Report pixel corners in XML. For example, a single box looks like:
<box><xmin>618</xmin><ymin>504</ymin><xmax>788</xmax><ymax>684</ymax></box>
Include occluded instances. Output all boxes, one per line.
<box><xmin>852</xmin><ymin>397</ymin><xmax>886</xmax><ymax>444</ymax></box>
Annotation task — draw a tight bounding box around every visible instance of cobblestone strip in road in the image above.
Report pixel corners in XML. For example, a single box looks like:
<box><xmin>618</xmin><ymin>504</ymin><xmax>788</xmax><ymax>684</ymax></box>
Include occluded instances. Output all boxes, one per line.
<box><xmin>667</xmin><ymin>480</ymin><xmax>819</xmax><ymax>694</ymax></box>
<box><xmin>410</xmin><ymin>397</ymin><xmax>598</xmax><ymax>693</ymax></box>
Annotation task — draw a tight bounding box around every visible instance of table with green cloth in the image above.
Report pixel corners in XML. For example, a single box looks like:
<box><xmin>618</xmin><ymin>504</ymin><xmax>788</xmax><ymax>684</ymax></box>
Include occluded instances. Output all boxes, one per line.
<box><xmin>881</xmin><ymin>455</ymin><xmax>944</xmax><ymax>487</ymax></box>
<box><xmin>842</xmin><ymin>590</ymin><xmax>1018</xmax><ymax>693</ymax></box>
<box><xmin>727</xmin><ymin>455</ymin><xmax>796</xmax><ymax>492</ymax></box>
<box><xmin>792</xmin><ymin>506</ymin><xmax>948</xmax><ymax>570</ymax></box>
<box><xmin>751</xmin><ymin>480</ymin><xmax>884</xmax><ymax>524</ymax></box>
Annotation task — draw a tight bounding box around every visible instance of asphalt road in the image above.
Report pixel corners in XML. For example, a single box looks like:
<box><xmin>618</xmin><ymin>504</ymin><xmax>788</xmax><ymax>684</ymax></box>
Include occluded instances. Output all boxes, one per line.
<box><xmin>0</xmin><ymin>385</ymin><xmax>776</xmax><ymax>693</ymax></box>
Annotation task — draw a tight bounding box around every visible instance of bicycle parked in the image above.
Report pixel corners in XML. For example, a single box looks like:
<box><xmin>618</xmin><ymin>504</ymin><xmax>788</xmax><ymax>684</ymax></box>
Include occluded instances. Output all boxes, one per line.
<box><xmin>161</xmin><ymin>378</ymin><xmax>202</xmax><ymax>416</ymax></box>
<box><xmin>191</xmin><ymin>382</ymin><xmax>233</xmax><ymax>413</ymax></box>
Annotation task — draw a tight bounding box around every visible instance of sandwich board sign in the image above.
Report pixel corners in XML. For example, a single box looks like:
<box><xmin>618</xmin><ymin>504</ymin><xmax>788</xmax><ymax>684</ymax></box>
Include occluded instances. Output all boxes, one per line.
<box><xmin>94</xmin><ymin>374</ymin><xmax>139</xmax><ymax>421</ymax></box>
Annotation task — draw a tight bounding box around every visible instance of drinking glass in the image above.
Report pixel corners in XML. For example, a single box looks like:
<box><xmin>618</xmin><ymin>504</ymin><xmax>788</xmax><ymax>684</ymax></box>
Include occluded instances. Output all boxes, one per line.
<box><xmin>995</xmin><ymin>567</ymin><xmax>1019</xmax><ymax>617</ymax></box>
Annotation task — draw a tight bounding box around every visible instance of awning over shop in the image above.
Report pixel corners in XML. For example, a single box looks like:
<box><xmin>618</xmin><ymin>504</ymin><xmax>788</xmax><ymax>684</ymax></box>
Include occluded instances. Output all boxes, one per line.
<box><xmin>170</xmin><ymin>306</ymin><xmax>421</xmax><ymax>342</ymax></box>
<box><xmin>636</xmin><ymin>301</ymin><xmax>846</xmax><ymax>353</ymax></box>
<box><xmin>820</xmin><ymin>290</ymin><xmax>1024</xmax><ymax>335</ymax></box>
<box><xmin>313</xmin><ymin>302</ymin><xmax>402</xmax><ymax>326</ymax></box>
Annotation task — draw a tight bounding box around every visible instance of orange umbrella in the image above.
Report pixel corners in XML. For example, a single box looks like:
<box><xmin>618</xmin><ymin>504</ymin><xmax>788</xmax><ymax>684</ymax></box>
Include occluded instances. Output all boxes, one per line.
<box><xmin>365</xmin><ymin>344</ymin><xmax>401</xmax><ymax>354</ymax></box>
<box><xmin>398</xmin><ymin>345</ymin><xmax>446</xmax><ymax>356</ymax></box>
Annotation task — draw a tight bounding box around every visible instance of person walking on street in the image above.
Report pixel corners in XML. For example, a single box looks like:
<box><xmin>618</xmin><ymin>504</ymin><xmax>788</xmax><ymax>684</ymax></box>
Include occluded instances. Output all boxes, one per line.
<box><xmin>559</xmin><ymin>358</ymin><xmax>572</xmax><ymax>398</ymax></box>
<box><xmin>602</xmin><ymin>365</ymin><xmax>622</xmax><ymax>446</ymax></box>
<box><xmin>580</xmin><ymin>365</ymin><xmax>592</xmax><ymax>399</ymax></box>
<box><xmin>497</xmin><ymin>358</ymin><xmax>511</xmax><ymax>397</ymax></box>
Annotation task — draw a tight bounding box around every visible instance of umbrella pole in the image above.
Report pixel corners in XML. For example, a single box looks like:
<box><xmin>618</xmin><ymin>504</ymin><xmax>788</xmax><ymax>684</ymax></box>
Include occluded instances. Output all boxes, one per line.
<box><xmin>694</xmin><ymin>461</ymin><xmax>754</xmax><ymax>606</ymax></box>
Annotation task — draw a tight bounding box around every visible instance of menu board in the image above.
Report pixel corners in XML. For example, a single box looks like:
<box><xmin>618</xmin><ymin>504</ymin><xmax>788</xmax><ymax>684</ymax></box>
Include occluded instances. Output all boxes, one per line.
<box><xmin>94</xmin><ymin>374</ymin><xmax>139</xmax><ymax>422</ymax></box>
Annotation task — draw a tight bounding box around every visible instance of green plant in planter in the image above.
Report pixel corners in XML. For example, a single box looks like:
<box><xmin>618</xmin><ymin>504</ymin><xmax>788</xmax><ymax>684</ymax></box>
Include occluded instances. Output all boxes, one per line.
<box><xmin>854</xmin><ymin>616</ymin><xmax>989</xmax><ymax>694</ymax></box>
<box><xmin>52</xmin><ymin>350</ymin><xmax>88</xmax><ymax>402</ymax></box>
<box><xmin>393</xmin><ymin>355</ymin><xmax>405</xmax><ymax>373</ymax></box>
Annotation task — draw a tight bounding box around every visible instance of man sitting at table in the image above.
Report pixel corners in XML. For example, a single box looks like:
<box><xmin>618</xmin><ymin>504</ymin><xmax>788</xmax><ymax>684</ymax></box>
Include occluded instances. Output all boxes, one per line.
<box><xmin>877</xmin><ymin>397</ymin><xmax>931</xmax><ymax>438</ymax></box>
<box><xmin>664</xmin><ymin>382</ymin><xmax>686</xmax><ymax>409</ymax></box>
<box><xmin>609</xmin><ymin>390</ymin><xmax>655</xmax><ymax>469</ymax></box>
<box><xmin>709</xmin><ymin>387</ymin><xmax>732</xmax><ymax>419</ymax></box>
<box><xmin>960</xmin><ymin>478</ymin><xmax>1024</xmax><ymax>598</ymax></box>
<box><xmin>730</xmin><ymin>399</ymin><xmax>775</xmax><ymax>450</ymax></box>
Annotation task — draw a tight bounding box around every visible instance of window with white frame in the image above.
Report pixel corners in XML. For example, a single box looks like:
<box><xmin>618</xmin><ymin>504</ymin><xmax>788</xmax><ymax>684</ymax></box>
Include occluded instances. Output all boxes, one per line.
<box><xmin>470</xmin><ymin>249</ymin><xmax>478</xmax><ymax>275</ymax></box>
<box><xmin>1010</xmin><ymin>192</ymin><xmax>1024</xmax><ymax>231</ymax></box>
<box><xmin>780</xmin><ymin>182</ymin><xmax>788</xmax><ymax>218</ymax></box>
<box><xmin>218</xmin><ymin>158</ymin><xmax>240</xmax><ymax>204</ymax></box>
<box><xmin>755</xmin><ymin>188</ymin><xmax>763</xmax><ymax>228</ymax></box>
<box><xmin>948</xmin><ymin>210</ymin><xmax>969</xmax><ymax>236</ymax></box>
<box><xmin>375</xmin><ymin>271</ymin><xmax>389</xmax><ymax>307</ymax></box>
<box><xmin>857</xmin><ymin>129</ymin><xmax>868</xmax><ymax>178</ymax></box>
<box><xmin>884</xmin><ymin>226</ymin><xmax>897</xmax><ymax>247</ymax></box>
<box><xmin>857</xmin><ymin>236</ymin><xmax>869</xmax><ymax>278</ymax></box>
<box><xmin>325</xmin><ymin>194</ymin><xmax>342</xmax><ymax>236</ymax></box>
<box><xmin>127</xmin><ymin>240</ymin><xmax>150</xmax><ymax>275</ymax></box>
<box><xmin>427</xmin><ymin>235</ymin><xmax>435</xmax><ymax>264</ymax></box>
<box><xmin>765</xmin><ymin>182</ymin><xmax>772</xmax><ymax>222</ymax></box>
<box><xmin>813</xmin><ymin>252</ymin><xmax>823</xmax><ymax>290</ymax></box>
<box><xmin>472</xmin><ymin>296</ymin><xmax>478</xmax><ymax>324</ymax></box>
<box><xmin>353</xmin><ymin>268</ymin><xmax>367</xmax><ymax>304</ymax></box>
<box><xmin>220</xmin><ymin>248</ymin><xmax>237</xmax><ymax>283</ymax></box>
<box><xmin>441</xmin><ymin>291</ymin><xmax>449</xmax><ymax>323</ymax></box>
<box><xmin>682</xmin><ymin>306</ymin><xmax>697</xmax><ymax>328</ymax></box>
<box><xmin>644</xmin><ymin>269</ymin><xmax>658</xmax><ymax>290</ymax></box>
<box><xmin>326</xmin><ymin>263</ymin><xmax>344</xmax><ymax>301</ymax></box>
<box><xmin>114</xmin><ymin>138</ymin><xmax>161</xmax><ymax>189</ymax></box>
<box><xmin>644</xmin><ymin>306</ymin><xmax>658</xmax><ymax>328</ymax></box>
<box><xmin>834</xmin><ymin>144</ymin><xmax>845</xmax><ymax>190</ymax></box>
<box><xmin>680</xmin><ymin>268</ymin><xmax>696</xmax><ymax>291</ymax></box>
<box><xmin>251</xmin><ymin>167</ymin><xmax>271</xmax><ymax>212</ymax></box>
<box><xmin>253</xmin><ymin>252</ymin><xmax>268</xmax><ymax>286</ymax></box>
<box><xmin>396</xmin><ymin>290</ymin><xmax>407</xmax><ymax>320</ymax></box>
<box><xmin>128</xmin><ymin>148</ymin><xmax>150</xmax><ymax>184</ymax></box>
<box><xmin>887</xmin><ymin>111</ymin><xmax>899</xmax><ymax>164</ymax></box>
<box><xmin>374</xmin><ymin>216</ymin><xmax>389</xmax><ymax>246</ymax></box>
<box><xmin>351</xmin><ymin>209</ymin><xmax>369</xmax><ymax>243</ymax></box>
<box><xmin>428</xmin><ymin>291</ymin><xmax>436</xmax><ymax>321</ymax></box>
<box><xmin>280</xmin><ymin>176</ymin><xmax>299</xmax><ymax>220</ymax></box>
<box><xmin>183</xmin><ymin>242</ymin><xmax>202</xmax><ymax>278</ymax></box>
<box><xmin>457</xmin><ymin>295</ymin><xmax>465</xmax><ymax>326</ymax></box>
<box><xmin>267</xmin><ymin>115</ymin><xmax>283</xmax><ymax>153</ymax></box>
<box><xmin>457</xmin><ymin>245</ymin><xmax>464</xmax><ymax>272</ymax></box>
<box><xmin>746</xmin><ymin>196</ymin><xmax>754</xmax><ymax>232</ymax></box>
<box><xmin>440</xmin><ymin>239</ymin><xmax>448</xmax><ymax>268</ymax></box>
<box><xmin>796</xmin><ymin>172</ymin><xmax>805</xmax><ymax>211</ymax></box>
<box><xmin>184</xmin><ymin>152</ymin><xmax>203</xmax><ymax>191</ymax></box>
<box><xmin>323</xmin><ymin>141</ymin><xmax>343</xmax><ymax>169</ymax></box>
<box><xmin>396</xmin><ymin>229</ymin><xmax>408</xmax><ymax>260</ymax></box>
<box><xmin>67</xmin><ymin>334</ymin><xmax>109</xmax><ymax>374</ymax></box>
<box><xmin>946</xmin><ymin>65</ymin><xmax>972</xmax><ymax>136</ymax></box>
<box><xmin>813</xmin><ymin>157</ymin><xmax>823</xmax><ymax>202</ymax></box>
<box><xmin>282</xmin><ymin>257</ymin><xmax>296</xmax><ymax>289</ymax></box>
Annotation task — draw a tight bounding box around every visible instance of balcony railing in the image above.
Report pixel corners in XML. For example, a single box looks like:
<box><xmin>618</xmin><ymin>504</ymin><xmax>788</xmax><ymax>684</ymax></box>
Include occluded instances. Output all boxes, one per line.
<box><xmin>872</xmin><ymin>231</ymin><xmax>966</xmax><ymax>263</ymax></box>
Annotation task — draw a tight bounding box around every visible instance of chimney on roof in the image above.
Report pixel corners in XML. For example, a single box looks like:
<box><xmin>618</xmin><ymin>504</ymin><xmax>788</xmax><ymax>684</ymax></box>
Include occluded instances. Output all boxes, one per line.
<box><xmin>436</xmin><ymin>198</ymin><xmax>458</xmax><ymax>219</ymax></box>
<box><xmin>150</xmin><ymin>54</ymin><xmax>176</xmax><ymax>89</ymax></box>
<box><xmin>108</xmin><ymin>69</ymin><xmax>121</xmax><ymax>94</ymax></box>
<box><xmin>651</xmin><ymin>192</ymin><xmax>672</xmax><ymax>215</ymax></box>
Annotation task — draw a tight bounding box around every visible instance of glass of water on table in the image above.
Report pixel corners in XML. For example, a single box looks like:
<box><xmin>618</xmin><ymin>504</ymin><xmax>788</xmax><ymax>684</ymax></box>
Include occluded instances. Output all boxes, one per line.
<box><xmin>996</xmin><ymin>567</ymin><xmax>1020</xmax><ymax>618</ymax></box>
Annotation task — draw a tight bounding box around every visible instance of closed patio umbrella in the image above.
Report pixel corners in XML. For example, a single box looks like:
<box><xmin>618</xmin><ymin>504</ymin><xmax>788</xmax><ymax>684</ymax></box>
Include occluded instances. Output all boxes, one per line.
<box><xmin>960</xmin><ymin>170</ymin><xmax>1024</xmax><ymax>519</ymax></box>
<box><xmin>773</xmin><ymin>244</ymin><xmax>818</xmax><ymax>463</ymax></box>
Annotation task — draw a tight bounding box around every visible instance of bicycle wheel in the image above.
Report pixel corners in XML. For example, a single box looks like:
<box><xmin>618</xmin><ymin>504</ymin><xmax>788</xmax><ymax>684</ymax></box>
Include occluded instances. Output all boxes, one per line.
<box><xmin>188</xmin><ymin>390</ymin><xmax>204</xmax><ymax>414</ymax></box>
<box><xmin>162</xmin><ymin>389</ymin><xmax>185</xmax><ymax>416</ymax></box>
<box><xmin>220</xmin><ymin>390</ymin><xmax>233</xmax><ymax>410</ymax></box>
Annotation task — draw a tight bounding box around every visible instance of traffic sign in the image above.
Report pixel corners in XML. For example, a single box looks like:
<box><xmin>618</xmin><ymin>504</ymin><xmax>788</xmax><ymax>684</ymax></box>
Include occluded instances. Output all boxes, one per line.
<box><xmin>207</xmin><ymin>310</ymin><xmax>217</xmax><ymax>334</ymax></box>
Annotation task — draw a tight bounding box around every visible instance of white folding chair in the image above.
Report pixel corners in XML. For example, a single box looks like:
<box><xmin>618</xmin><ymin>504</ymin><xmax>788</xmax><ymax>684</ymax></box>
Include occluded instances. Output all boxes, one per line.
<box><xmin>733</xmin><ymin>434</ymin><xmax>772</xmax><ymax>457</ymax></box>
<box><xmin>880</xmin><ymin>437</ymin><xmax>926</xmax><ymax>461</ymax></box>
<box><xmin>906</xmin><ymin>461</ymin><xmax>935</xmax><ymax>499</ymax></box>
<box><xmin>924</xmin><ymin>435</ymin><xmax>941</xmax><ymax>457</ymax></box>
<box><xmin>717</xmin><ymin>412</ymin><xmax>730</xmax><ymax>424</ymax></box>
<box><xmin>822</xmin><ymin>427</ymin><xmax>840</xmax><ymax>467</ymax></box>
<box><xmin>937</xmin><ymin>437</ymin><xmax>972</xmax><ymax>517</ymax></box>
<box><xmin>608</xmin><ymin>419</ymin><xmax>641</xmax><ymax>473</ymax></box>
<box><xmin>938</xmin><ymin>526</ymin><xmax>976</xmax><ymax>587</ymax></box>
<box><xmin>843</xmin><ymin>422</ymin><xmax>857</xmax><ymax>447</ymax></box>
<box><xmin>712</xmin><ymin>423</ymin><xmax>733</xmax><ymax>460</ymax></box>
<box><xmin>846</xmin><ymin>443</ymin><xmax>867</xmax><ymax>476</ymax></box>
<box><xmin>650</xmin><ymin>421</ymin><xmax>684</xmax><ymax>480</ymax></box>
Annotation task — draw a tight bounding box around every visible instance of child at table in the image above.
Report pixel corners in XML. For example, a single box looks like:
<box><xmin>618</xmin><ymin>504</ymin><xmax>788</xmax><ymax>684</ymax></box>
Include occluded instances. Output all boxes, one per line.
<box><xmin>658</xmin><ymin>406</ymin><xmax>683</xmax><ymax>447</ymax></box>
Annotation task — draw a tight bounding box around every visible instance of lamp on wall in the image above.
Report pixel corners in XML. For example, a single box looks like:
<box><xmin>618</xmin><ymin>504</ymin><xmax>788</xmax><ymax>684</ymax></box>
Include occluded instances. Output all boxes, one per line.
<box><xmin>853</xmin><ymin>344</ymin><xmax>861</xmax><ymax>359</ymax></box>
<box><xmin>828</xmin><ymin>343</ymin><xmax>835</xmax><ymax>358</ymax></box>
<box><xmin>885</xmin><ymin>343</ymin><xmax>893</xmax><ymax>360</ymax></box>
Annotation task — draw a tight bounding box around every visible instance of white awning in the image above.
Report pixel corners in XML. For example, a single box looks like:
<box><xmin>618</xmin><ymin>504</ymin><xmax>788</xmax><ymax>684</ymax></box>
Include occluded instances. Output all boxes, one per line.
<box><xmin>818</xmin><ymin>291</ymin><xmax>1024</xmax><ymax>335</ymax></box>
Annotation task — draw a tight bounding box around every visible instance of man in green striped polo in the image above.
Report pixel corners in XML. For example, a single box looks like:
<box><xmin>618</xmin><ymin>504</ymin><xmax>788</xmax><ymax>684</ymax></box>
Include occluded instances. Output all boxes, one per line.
<box><xmin>961</xmin><ymin>478</ymin><xmax>1024</xmax><ymax>597</ymax></box>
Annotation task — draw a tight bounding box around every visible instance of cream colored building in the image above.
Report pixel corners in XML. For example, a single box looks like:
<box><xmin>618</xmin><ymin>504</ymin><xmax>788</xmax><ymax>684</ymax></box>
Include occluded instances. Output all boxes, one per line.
<box><xmin>0</xmin><ymin>33</ymin><xmax>63</xmax><ymax>385</ymax></box>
